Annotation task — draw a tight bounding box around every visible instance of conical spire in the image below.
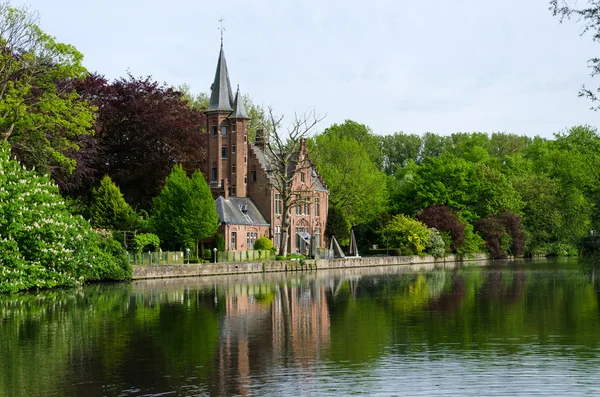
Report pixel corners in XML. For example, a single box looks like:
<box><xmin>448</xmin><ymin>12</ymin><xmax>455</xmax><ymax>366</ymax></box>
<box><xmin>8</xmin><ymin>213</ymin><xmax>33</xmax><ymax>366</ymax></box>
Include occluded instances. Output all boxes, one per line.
<box><xmin>229</xmin><ymin>85</ymin><xmax>250</xmax><ymax>119</ymax></box>
<box><xmin>207</xmin><ymin>45</ymin><xmax>234</xmax><ymax>112</ymax></box>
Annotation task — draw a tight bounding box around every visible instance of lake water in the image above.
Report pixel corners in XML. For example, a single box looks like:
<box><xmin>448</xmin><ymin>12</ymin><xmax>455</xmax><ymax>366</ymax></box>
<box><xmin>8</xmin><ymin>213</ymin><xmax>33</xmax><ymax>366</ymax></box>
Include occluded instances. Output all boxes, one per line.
<box><xmin>2</xmin><ymin>258</ymin><xmax>600</xmax><ymax>396</ymax></box>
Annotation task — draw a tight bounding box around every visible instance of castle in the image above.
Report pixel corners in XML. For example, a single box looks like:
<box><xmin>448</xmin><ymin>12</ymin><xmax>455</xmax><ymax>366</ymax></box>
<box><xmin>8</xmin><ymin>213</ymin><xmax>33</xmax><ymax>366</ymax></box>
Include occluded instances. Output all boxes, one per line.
<box><xmin>203</xmin><ymin>44</ymin><xmax>329</xmax><ymax>254</ymax></box>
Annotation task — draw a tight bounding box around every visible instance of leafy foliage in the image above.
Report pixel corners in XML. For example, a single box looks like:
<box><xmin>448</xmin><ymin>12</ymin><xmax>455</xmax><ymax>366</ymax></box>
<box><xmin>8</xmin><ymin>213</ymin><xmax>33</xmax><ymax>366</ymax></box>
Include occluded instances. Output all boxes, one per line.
<box><xmin>90</xmin><ymin>175</ymin><xmax>137</xmax><ymax>230</ymax></box>
<box><xmin>416</xmin><ymin>205</ymin><xmax>465</xmax><ymax>251</ymax></box>
<box><xmin>381</xmin><ymin>214</ymin><xmax>430</xmax><ymax>255</ymax></box>
<box><xmin>311</xmin><ymin>130</ymin><xmax>387</xmax><ymax>227</ymax></box>
<box><xmin>132</xmin><ymin>233</ymin><xmax>160</xmax><ymax>253</ymax></box>
<box><xmin>0</xmin><ymin>143</ymin><xmax>129</xmax><ymax>293</ymax></box>
<box><xmin>426</xmin><ymin>228</ymin><xmax>446</xmax><ymax>257</ymax></box>
<box><xmin>325</xmin><ymin>206</ymin><xmax>351</xmax><ymax>245</ymax></box>
<box><xmin>74</xmin><ymin>73</ymin><xmax>207</xmax><ymax>209</ymax></box>
<box><xmin>0</xmin><ymin>3</ymin><xmax>95</xmax><ymax>174</ymax></box>
<box><xmin>151</xmin><ymin>165</ymin><xmax>218</xmax><ymax>256</ymax></box>
<box><xmin>253</xmin><ymin>237</ymin><xmax>274</xmax><ymax>251</ymax></box>
<box><xmin>475</xmin><ymin>212</ymin><xmax>525</xmax><ymax>259</ymax></box>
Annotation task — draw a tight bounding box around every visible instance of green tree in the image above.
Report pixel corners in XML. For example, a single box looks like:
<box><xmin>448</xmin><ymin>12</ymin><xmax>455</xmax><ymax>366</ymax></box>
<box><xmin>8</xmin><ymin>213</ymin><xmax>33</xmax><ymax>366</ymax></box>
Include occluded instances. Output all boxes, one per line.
<box><xmin>253</xmin><ymin>236</ymin><xmax>274</xmax><ymax>251</ymax></box>
<box><xmin>90</xmin><ymin>175</ymin><xmax>137</xmax><ymax>230</ymax></box>
<box><xmin>151</xmin><ymin>165</ymin><xmax>218</xmax><ymax>257</ymax></box>
<box><xmin>322</xmin><ymin>120</ymin><xmax>382</xmax><ymax>166</ymax></box>
<box><xmin>380</xmin><ymin>132</ymin><xmax>422</xmax><ymax>174</ymax></box>
<box><xmin>0</xmin><ymin>3</ymin><xmax>94</xmax><ymax>173</ymax></box>
<box><xmin>311</xmin><ymin>132</ymin><xmax>387</xmax><ymax>227</ymax></box>
<box><xmin>381</xmin><ymin>214</ymin><xmax>431</xmax><ymax>255</ymax></box>
<box><xmin>325</xmin><ymin>206</ymin><xmax>351</xmax><ymax>246</ymax></box>
<box><xmin>0</xmin><ymin>143</ymin><xmax>129</xmax><ymax>293</ymax></box>
<box><xmin>392</xmin><ymin>153</ymin><xmax>523</xmax><ymax>222</ymax></box>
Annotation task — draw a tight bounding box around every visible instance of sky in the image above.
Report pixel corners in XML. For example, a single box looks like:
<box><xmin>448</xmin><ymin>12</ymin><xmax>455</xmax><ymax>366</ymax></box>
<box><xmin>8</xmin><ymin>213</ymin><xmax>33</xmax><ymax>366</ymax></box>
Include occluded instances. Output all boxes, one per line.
<box><xmin>11</xmin><ymin>0</ymin><xmax>600</xmax><ymax>138</ymax></box>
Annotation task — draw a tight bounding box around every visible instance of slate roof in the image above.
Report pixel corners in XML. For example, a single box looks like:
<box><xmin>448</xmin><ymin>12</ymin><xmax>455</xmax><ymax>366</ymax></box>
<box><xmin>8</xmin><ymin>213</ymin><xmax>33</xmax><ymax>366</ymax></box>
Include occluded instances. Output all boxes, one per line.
<box><xmin>215</xmin><ymin>196</ymin><xmax>269</xmax><ymax>226</ymax></box>
<box><xmin>252</xmin><ymin>145</ymin><xmax>328</xmax><ymax>193</ymax></box>
<box><xmin>207</xmin><ymin>45</ymin><xmax>234</xmax><ymax>112</ymax></box>
<box><xmin>229</xmin><ymin>86</ymin><xmax>250</xmax><ymax>120</ymax></box>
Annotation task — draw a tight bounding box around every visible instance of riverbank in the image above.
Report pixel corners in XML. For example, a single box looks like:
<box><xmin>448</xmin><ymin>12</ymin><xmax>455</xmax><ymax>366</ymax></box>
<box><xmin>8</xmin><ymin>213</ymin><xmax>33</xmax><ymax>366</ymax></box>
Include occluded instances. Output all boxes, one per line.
<box><xmin>132</xmin><ymin>253</ymin><xmax>490</xmax><ymax>280</ymax></box>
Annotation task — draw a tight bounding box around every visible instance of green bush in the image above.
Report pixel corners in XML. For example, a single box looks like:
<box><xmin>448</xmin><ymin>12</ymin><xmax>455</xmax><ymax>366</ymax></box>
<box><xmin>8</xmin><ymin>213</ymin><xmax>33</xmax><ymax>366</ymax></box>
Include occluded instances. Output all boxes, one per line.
<box><xmin>0</xmin><ymin>143</ymin><xmax>131</xmax><ymax>293</ymax></box>
<box><xmin>426</xmin><ymin>228</ymin><xmax>446</xmax><ymax>257</ymax></box>
<box><xmin>253</xmin><ymin>237</ymin><xmax>273</xmax><ymax>251</ymax></box>
<box><xmin>381</xmin><ymin>214</ymin><xmax>431</xmax><ymax>255</ymax></box>
<box><xmin>132</xmin><ymin>233</ymin><xmax>160</xmax><ymax>253</ymax></box>
<box><xmin>275</xmin><ymin>255</ymin><xmax>287</xmax><ymax>261</ymax></box>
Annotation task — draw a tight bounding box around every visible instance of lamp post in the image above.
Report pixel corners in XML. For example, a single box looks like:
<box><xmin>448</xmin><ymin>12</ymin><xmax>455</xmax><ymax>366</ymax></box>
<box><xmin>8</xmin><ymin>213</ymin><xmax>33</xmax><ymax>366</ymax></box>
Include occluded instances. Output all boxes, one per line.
<box><xmin>213</xmin><ymin>247</ymin><xmax>217</xmax><ymax>263</ymax></box>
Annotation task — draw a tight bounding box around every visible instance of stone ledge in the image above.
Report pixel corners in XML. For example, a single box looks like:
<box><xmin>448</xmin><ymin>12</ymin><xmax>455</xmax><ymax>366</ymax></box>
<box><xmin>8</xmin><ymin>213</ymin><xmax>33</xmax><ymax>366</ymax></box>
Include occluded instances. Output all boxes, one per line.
<box><xmin>132</xmin><ymin>254</ymin><xmax>490</xmax><ymax>280</ymax></box>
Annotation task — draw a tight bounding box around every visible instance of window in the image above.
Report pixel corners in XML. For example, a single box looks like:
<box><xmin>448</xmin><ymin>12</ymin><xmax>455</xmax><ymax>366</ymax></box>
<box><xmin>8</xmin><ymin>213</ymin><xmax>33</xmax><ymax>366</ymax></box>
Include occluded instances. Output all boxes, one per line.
<box><xmin>231</xmin><ymin>232</ymin><xmax>237</xmax><ymax>250</ymax></box>
<box><xmin>211</xmin><ymin>164</ymin><xmax>217</xmax><ymax>181</ymax></box>
<box><xmin>274</xmin><ymin>226</ymin><xmax>281</xmax><ymax>248</ymax></box>
<box><xmin>244</xmin><ymin>176</ymin><xmax>247</xmax><ymax>184</ymax></box>
<box><xmin>211</xmin><ymin>125</ymin><xmax>217</xmax><ymax>136</ymax></box>
<box><xmin>300</xmin><ymin>172</ymin><xmax>305</xmax><ymax>183</ymax></box>
<box><xmin>247</xmin><ymin>232</ymin><xmax>257</xmax><ymax>249</ymax></box>
<box><xmin>304</xmin><ymin>200</ymin><xmax>309</xmax><ymax>216</ymax></box>
<box><xmin>315</xmin><ymin>197</ymin><xmax>320</xmax><ymax>216</ymax></box>
<box><xmin>232</xmin><ymin>144</ymin><xmax>236</xmax><ymax>154</ymax></box>
<box><xmin>221</xmin><ymin>146</ymin><xmax>227</xmax><ymax>159</ymax></box>
<box><xmin>221</xmin><ymin>125</ymin><xmax>227</xmax><ymax>136</ymax></box>
<box><xmin>275</xmin><ymin>194</ymin><xmax>282</xmax><ymax>215</ymax></box>
<box><xmin>232</xmin><ymin>124</ymin><xmax>236</xmax><ymax>133</ymax></box>
<box><xmin>314</xmin><ymin>227</ymin><xmax>321</xmax><ymax>248</ymax></box>
<box><xmin>244</xmin><ymin>134</ymin><xmax>247</xmax><ymax>142</ymax></box>
<box><xmin>244</xmin><ymin>156</ymin><xmax>247</xmax><ymax>164</ymax></box>
<box><xmin>232</xmin><ymin>185</ymin><xmax>236</xmax><ymax>196</ymax></box>
<box><xmin>232</xmin><ymin>164</ymin><xmax>236</xmax><ymax>174</ymax></box>
<box><xmin>251</xmin><ymin>170</ymin><xmax>257</xmax><ymax>183</ymax></box>
<box><xmin>296</xmin><ymin>194</ymin><xmax>300</xmax><ymax>215</ymax></box>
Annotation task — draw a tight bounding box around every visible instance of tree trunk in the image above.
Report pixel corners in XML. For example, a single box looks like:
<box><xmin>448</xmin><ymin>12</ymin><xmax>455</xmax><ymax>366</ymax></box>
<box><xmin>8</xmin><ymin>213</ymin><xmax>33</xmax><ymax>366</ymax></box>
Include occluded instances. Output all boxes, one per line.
<box><xmin>279</xmin><ymin>209</ymin><xmax>290</xmax><ymax>257</ymax></box>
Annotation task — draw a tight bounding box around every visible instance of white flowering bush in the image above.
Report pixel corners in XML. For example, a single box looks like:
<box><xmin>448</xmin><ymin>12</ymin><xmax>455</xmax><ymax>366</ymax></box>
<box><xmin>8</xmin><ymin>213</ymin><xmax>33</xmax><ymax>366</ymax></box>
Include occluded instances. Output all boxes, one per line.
<box><xmin>0</xmin><ymin>144</ymin><xmax>130</xmax><ymax>293</ymax></box>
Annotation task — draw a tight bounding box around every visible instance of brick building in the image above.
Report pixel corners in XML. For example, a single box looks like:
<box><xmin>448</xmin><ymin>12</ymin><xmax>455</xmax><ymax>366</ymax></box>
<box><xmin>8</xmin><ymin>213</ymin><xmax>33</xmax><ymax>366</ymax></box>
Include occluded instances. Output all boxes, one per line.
<box><xmin>204</xmin><ymin>44</ymin><xmax>329</xmax><ymax>254</ymax></box>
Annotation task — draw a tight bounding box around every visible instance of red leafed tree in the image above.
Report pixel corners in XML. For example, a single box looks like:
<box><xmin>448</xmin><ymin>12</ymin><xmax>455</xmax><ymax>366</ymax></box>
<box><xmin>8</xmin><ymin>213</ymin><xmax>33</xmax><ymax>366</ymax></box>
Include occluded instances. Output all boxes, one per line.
<box><xmin>65</xmin><ymin>73</ymin><xmax>207</xmax><ymax>209</ymax></box>
<box><xmin>416</xmin><ymin>205</ymin><xmax>465</xmax><ymax>251</ymax></box>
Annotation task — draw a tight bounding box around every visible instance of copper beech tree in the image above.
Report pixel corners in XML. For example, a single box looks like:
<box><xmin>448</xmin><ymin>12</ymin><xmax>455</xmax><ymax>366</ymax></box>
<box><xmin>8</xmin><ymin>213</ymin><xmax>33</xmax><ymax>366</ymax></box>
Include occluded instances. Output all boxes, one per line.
<box><xmin>263</xmin><ymin>108</ymin><xmax>324</xmax><ymax>257</ymax></box>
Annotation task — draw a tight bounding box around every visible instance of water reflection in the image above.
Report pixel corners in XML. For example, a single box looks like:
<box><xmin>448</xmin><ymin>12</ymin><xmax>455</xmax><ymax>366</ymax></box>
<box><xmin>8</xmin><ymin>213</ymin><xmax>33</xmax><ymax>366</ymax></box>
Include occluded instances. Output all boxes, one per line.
<box><xmin>2</xmin><ymin>259</ymin><xmax>600</xmax><ymax>396</ymax></box>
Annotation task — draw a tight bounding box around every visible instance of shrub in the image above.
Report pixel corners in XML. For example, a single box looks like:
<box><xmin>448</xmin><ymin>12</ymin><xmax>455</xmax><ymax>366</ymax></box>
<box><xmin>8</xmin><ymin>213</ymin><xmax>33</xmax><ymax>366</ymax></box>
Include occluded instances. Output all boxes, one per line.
<box><xmin>474</xmin><ymin>212</ymin><xmax>526</xmax><ymax>259</ymax></box>
<box><xmin>417</xmin><ymin>205</ymin><xmax>465</xmax><ymax>251</ymax></box>
<box><xmin>381</xmin><ymin>214</ymin><xmax>430</xmax><ymax>255</ymax></box>
<box><xmin>253</xmin><ymin>237</ymin><xmax>273</xmax><ymax>251</ymax></box>
<box><xmin>275</xmin><ymin>255</ymin><xmax>287</xmax><ymax>261</ymax></box>
<box><xmin>132</xmin><ymin>233</ymin><xmax>160</xmax><ymax>253</ymax></box>
<box><xmin>426</xmin><ymin>228</ymin><xmax>446</xmax><ymax>257</ymax></box>
<box><xmin>0</xmin><ymin>143</ymin><xmax>130</xmax><ymax>293</ymax></box>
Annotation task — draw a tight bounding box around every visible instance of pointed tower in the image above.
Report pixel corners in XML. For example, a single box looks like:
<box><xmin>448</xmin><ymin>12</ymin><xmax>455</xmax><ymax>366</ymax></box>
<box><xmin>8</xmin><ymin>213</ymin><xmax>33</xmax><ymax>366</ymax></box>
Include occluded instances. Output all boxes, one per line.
<box><xmin>205</xmin><ymin>45</ymin><xmax>250</xmax><ymax>198</ymax></box>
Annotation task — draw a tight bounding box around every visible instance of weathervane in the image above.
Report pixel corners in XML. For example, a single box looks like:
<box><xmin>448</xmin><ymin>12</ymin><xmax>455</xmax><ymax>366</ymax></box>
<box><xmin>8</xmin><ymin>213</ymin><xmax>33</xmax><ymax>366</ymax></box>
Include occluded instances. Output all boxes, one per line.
<box><xmin>218</xmin><ymin>16</ymin><xmax>225</xmax><ymax>46</ymax></box>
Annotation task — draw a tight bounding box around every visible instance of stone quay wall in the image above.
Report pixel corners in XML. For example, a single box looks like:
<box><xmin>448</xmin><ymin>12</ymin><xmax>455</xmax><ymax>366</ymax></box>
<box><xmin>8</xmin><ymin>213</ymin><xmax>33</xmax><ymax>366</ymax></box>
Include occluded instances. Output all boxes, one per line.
<box><xmin>132</xmin><ymin>254</ymin><xmax>490</xmax><ymax>280</ymax></box>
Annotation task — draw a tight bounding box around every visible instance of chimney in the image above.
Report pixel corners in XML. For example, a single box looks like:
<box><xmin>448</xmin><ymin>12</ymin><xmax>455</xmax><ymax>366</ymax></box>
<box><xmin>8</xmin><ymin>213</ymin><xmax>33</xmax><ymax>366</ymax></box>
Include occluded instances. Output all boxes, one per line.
<box><xmin>256</xmin><ymin>128</ymin><xmax>265</xmax><ymax>149</ymax></box>
<box><xmin>222</xmin><ymin>178</ymin><xmax>229</xmax><ymax>200</ymax></box>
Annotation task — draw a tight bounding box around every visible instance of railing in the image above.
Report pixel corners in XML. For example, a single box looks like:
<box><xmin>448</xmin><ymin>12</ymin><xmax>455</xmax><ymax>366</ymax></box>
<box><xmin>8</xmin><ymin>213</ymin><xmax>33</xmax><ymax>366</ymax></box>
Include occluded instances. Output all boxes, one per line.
<box><xmin>128</xmin><ymin>251</ymin><xmax>185</xmax><ymax>265</ymax></box>
<box><xmin>218</xmin><ymin>250</ymin><xmax>275</xmax><ymax>263</ymax></box>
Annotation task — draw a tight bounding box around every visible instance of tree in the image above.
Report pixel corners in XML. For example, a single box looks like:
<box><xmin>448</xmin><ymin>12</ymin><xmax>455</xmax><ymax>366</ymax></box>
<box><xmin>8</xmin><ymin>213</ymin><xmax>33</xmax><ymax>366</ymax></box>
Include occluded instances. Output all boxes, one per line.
<box><xmin>322</xmin><ymin>120</ymin><xmax>382</xmax><ymax>167</ymax></box>
<box><xmin>151</xmin><ymin>165</ymin><xmax>218</xmax><ymax>257</ymax></box>
<box><xmin>474</xmin><ymin>212</ymin><xmax>525</xmax><ymax>259</ymax></box>
<box><xmin>381</xmin><ymin>214</ymin><xmax>430</xmax><ymax>255</ymax></box>
<box><xmin>265</xmin><ymin>108</ymin><xmax>323</xmax><ymax>257</ymax></box>
<box><xmin>90</xmin><ymin>175</ymin><xmax>137</xmax><ymax>230</ymax></box>
<box><xmin>325</xmin><ymin>206</ymin><xmax>351</xmax><ymax>246</ymax></box>
<box><xmin>0</xmin><ymin>2</ymin><xmax>95</xmax><ymax>173</ymax></box>
<box><xmin>311</xmin><ymin>132</ymin><xmax>387</xmax><ymax>228</ymax></box>
<box><xmin>550</xmin><ymin>0</ymin><xmax>600</xmax><ymax>109</ymax></box>
<box><xmin>253</xmin><ymin>237</ymin><xmax>274</xmax><ymax>251</ymax></box>
<box><xmin>392</xmin><ymin>153</ymin><xmax>523</xmax><ymax>222</ymax></box>
<box><xmin>74</xmin><ymin>73</ymin><xmax>207</xmax><ymax>209</ymax></box>
<box><xmin>0</xmin><ymin>143</ymin><xmax>129</xmax><ymax>293</ymax></box>
<box><xmin>380</xmin><ymin>132</ymin><xmax>422</xmax><ymax>174</ymax></box>
<box><xmin>416</xmin><ymin>205</ymin><xmax>465</xmax><ymax>251</ymax></box>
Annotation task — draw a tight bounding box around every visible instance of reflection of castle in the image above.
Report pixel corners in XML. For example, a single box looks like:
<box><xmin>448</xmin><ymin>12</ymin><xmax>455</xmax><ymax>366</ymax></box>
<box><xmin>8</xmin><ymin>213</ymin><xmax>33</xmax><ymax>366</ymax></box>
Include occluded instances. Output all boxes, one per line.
<box><xmin>214</xmin><ymin>280</ymin><xmax>330</xmax><ymax>395</ymax></box>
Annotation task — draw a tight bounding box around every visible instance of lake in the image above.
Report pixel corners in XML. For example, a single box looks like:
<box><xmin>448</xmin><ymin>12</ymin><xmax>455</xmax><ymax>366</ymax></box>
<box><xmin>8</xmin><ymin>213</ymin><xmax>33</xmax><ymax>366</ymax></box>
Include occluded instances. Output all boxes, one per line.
<box><xmin>2</xmin><ymin>258</ymin><xmax>600</xmax><ymax>396</ymax></box>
